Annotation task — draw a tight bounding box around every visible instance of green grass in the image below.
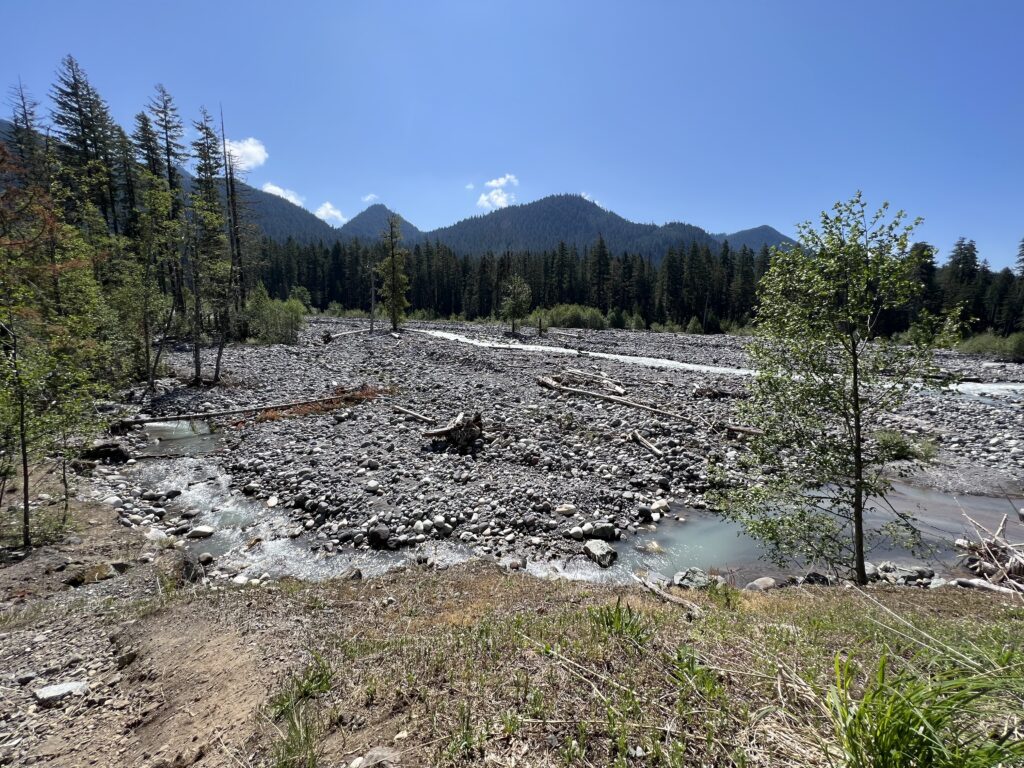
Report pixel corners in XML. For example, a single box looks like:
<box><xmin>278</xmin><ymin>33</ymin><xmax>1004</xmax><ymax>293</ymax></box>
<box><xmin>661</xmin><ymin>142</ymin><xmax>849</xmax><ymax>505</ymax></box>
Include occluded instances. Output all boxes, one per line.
<box><xmin>826</xmin><ymin>651</ymin><xmax>1024</xmax><ymax>768</ymax></box>
<box><xmin>269</xmin><ymin>652</ymin><xmax>334</xmax><ymax>720</ymax></box>
<box><xmin>956</xmin><ymin>331</ymin><xmax>1024</xmax><ymax>362</ymax></box>
<box><xmin>270</xmin><ymin>703</ymin><xmax>323</xmax><ymax>768</ymax></box>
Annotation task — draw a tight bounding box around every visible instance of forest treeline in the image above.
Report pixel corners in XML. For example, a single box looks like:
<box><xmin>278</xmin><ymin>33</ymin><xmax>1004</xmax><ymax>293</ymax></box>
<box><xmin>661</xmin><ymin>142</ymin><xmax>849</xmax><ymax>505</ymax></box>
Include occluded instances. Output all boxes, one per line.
<box><xmin>259</xmin><ymin>232</ymin><xmax>1024</xmax><ymax>336</ymax></box>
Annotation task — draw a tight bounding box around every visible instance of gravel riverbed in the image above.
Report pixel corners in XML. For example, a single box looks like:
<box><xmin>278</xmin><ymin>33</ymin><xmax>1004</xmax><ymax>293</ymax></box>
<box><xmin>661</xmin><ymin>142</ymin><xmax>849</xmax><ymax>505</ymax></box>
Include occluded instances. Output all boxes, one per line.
<box><xmin>83</xmin><ymin>320</ymin><xmax>1024</xmax><ymax>585</ymax></box>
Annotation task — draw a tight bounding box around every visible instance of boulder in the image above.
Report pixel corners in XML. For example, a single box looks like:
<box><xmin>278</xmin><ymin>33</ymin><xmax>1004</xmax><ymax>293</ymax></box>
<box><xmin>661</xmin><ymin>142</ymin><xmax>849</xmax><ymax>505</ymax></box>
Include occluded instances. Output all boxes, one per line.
<box><xmin>672</xmin><ymin>567</ymin><xmax>712</xmax><ymax>589</ymax></box>
<box><xmin>590</xmin><ymin>521</ymin><xmax>617</xmax><ymax>541</ymax></box>
<box><xmin>186</xmin><ymin>525</ymin><xmax>215</xmax><ymax>539</ymax></box>
<box><xmin>744</xmin><ymin>576</ymin><xmax>777</xmax><ymax>591</ymax></box>
<box><xmin>80</xmin><ymin>442</ymin><xmax>130</xmax><ymax>464</ymax></box>
<box><xmin>367</xmin><ymin>524</ymin><xmax>392</xmax><ymax>549</ymax></box>
<box><xmin>33</xmin><ymin>680</ymin><xmax>89</xmax><ymax>707</ymax></box>
<box><xmin>583</xmin><ymin>539</ymin><xmax>617</xmax><ymax>568</ymax></box>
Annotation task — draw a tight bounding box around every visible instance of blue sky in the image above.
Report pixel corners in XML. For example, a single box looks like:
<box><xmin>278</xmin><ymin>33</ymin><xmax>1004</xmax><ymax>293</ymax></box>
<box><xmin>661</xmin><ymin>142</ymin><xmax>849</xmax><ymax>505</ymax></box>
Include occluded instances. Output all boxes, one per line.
<box><xmin>2</xmin><ymin>1</ymin><xmax>1021</xmax><ymax>267</ymax></box>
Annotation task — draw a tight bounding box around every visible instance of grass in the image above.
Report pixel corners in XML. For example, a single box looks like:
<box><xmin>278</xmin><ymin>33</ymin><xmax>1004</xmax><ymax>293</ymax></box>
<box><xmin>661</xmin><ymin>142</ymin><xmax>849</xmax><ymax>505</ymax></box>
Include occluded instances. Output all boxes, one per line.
<box><xmin>269</xmin><ymin>652</ymin><xmax>335</xmax><ymax>720</ymax></box>
<box><xmin>956</xmin><ymin>331</ymin><xmax>1024</xmax><ymax>362</ymax></box>
<box><xmin>26</xmin><ymin>555</ymin><xmax>1019</xmax><ymax>767</ymax></box>
<box><xmin>825</xmin><ymin>651</ymin><xmax>1024</xmax><ymax>768</ymax></box>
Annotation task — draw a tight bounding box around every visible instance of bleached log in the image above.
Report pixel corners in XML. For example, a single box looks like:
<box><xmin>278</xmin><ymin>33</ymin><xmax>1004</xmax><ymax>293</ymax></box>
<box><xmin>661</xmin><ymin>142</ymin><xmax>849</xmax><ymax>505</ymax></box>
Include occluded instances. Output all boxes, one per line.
<box><xmin>631</xmin><ymin>574</ymin><xmax>704</xmax><ymax>618</ymax></box>
<box><xmin>393</xmin><ymin>405</ymin><xmax>436</xmax><ymax>424</ymax></box>
<box><xmin>630</xmin><ymin>430</ymin><xmax>664</xmax><ymax>458</ymax></box>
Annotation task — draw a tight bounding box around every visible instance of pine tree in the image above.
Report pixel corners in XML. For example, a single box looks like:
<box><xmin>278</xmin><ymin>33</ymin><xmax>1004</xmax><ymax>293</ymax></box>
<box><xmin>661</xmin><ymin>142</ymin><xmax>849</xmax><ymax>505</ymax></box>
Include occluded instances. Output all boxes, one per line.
<box><xmin>187</xmin><ymin>107</ymin><xmax>228</xmax><ymax>384</ymax></box>
<box><xmin>378</xmin><ymin>214</ymin><xmax>410</xmax><ymax>331</ymax></box>
<box><xmin>501</xmin><ymin>273</ymin><xmax>532</xmax><ymax>334</ymax></box>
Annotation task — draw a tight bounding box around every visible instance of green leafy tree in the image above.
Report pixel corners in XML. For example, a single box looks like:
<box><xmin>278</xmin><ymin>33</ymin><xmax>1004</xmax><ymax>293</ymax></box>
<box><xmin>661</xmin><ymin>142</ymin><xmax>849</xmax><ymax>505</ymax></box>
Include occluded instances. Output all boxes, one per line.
<box><xmin>500</xmin><ymin>273</ymin><xmax>532</xmax><ymax>334</ymax></box>
<box><xmin>377</xmin><ymin>214</ymin><xmax>410</xmax><ymax>331</ymax></box>
<box><xmin>719</xmin><ymin>193</ymin><xmax>956</xmax><ymax>584</ymax></box>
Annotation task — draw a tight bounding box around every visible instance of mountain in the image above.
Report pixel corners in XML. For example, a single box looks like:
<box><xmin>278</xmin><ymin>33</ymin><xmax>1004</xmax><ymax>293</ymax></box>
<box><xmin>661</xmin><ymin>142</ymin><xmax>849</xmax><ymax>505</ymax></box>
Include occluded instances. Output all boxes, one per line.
<box><xmin>715</xmin><ymin>225</ymin><xmax>796</xmax><ymax>252</ymax></box>
<box><xmin>424</xmin><ymin>195</ymin><xmax>721</xmax><ymax>255</ymax></box>
<box><xmin>2</xmin><ymin>119</ymin><xmax>794</xmax><ymax>254</ymax></box>
<box><xmin>337</xmin><ymin>203</ymin><xmax>425</xmax><ymax>243</ymax></box>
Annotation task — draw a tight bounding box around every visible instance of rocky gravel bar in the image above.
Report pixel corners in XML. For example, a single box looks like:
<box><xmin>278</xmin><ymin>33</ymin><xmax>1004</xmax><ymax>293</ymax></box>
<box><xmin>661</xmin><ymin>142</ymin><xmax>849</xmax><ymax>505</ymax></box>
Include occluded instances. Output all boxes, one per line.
<box><xmin>83</xmin><ymin>320</ymin><xmax>1024</xmax><ymax>583</ymax></box>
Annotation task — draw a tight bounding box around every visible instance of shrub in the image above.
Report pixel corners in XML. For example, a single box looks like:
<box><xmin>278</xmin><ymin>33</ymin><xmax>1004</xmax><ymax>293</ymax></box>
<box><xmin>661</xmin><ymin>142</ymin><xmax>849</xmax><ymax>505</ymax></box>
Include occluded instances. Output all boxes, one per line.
<box><xmin>528</xmin><ymin>304</ymin><xmax>606</xmax><ymax>330</ymax></box>
<box><xmin>685</xmin><ymin>316</ymin><xmax>704</xmax><ymax>334</ymax></box>
<box><xmin>957</xmin><ymin>331</ymin><xmax>1024</xmax><ymax>362</ymax></box>
<box><xmin>247</xmin><ymin>285</ymin><xmax>306</xmax><ymax>344</ymax></box>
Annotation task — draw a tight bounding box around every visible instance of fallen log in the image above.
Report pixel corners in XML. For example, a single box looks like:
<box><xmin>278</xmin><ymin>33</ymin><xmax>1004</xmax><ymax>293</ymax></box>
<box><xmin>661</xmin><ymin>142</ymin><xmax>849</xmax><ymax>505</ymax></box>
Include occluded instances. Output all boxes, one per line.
<box><xmin>723</xmin><ymin>423</ymin><xmax>764</xmax><ymax>437</ymax></box>
<box><xmin>630</xmin><ymin>430</ymin><xmax>664</xmax><ymax>458</ymax></box>
<box><xmin>393</xmin><ymin>405</ymin><xmax>436</xmax><ymax>424</ymax></box>
<box><xmin>111</xmin><ymin>389</ymin><xmax>371</xmax><ymax>431</ymax></box>
<box><xmin>538</xmin><ymin>376</ymin><xmax>686</xmax><ymax>421</ymax></box>
<box><xmin>952</xmin><ymin>577</ymin><xmax>1023</xmax><ymax>596</ymax></box>
<box><xmin>322</xmin><ymin>328</ymin><xmax>372</xmax><ymax>343</ymax></box>
<box><xmin>631</xmin><ymin>574</ymin><xmax>704</xmax><ymax>619</ymax></box>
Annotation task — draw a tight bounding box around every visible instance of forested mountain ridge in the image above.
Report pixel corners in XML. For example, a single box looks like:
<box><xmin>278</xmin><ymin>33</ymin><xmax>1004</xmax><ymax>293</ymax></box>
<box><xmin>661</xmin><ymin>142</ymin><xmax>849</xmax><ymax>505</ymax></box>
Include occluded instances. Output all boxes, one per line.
<box><xmin>1</xmin><ymin>118</ymin><xmax>791</xmax><ymax>254</ymax></box>
<box><xmin>405</xmin><ymin>194</ymin><xmax>795</xmax><ymax>256</ymax></box>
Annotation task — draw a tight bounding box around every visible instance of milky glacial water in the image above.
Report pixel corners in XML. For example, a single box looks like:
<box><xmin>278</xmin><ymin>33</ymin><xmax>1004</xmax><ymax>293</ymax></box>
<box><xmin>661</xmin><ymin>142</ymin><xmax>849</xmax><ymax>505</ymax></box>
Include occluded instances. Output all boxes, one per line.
<box><xmin>410</xmin><ymin>328</ymin><xmax>1024</xmax><ymax>401</ymax></box>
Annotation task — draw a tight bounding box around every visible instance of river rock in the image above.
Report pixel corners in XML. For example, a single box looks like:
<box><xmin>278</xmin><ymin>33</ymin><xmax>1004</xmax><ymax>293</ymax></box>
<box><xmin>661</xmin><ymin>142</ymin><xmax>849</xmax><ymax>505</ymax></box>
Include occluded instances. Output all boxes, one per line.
<box><xmin>186</xmin><ymin>525</ymin><xmax>215</xmax><ymax>539</ymax></box>
<box><xmin>583</xmin><ymin>539</ymin><xmax>617</xmax><ymax>568</ymax></box>
<box><xmin>33</xmin><ymin>680</ymin><xmax>89</xmax><ymax>707</ymax></box>
<box><xmin>744</xmin><ymin>576</ymin><xmax>777</xmax><ymax>591</ymax></box>
<box><xmin>672</xmin><ymin>567</ymin><xmax>711</xmax><ymax>589</ymax></box>
<box><xmin>367</xmin><ymin>524</ymin><xmax>392</xmax><ymax>549</ymax></box>
<box><xmin>590</xmin><ymin>521</ymin><xmax>617</xmax><ymax>540</ymax></box>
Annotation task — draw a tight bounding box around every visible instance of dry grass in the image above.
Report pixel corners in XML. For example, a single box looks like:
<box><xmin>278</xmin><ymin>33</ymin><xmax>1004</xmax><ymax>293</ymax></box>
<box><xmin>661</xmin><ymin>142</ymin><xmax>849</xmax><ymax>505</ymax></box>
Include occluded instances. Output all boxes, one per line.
<box><xmin>255</xmin><ymin>384</ymin><xmax>390</xmax><ymax>422</ymax></box>
<box><xmin>225</xmin><ymin>565</ymin><xmax>1024</xmax><ymax>767</ymax></box>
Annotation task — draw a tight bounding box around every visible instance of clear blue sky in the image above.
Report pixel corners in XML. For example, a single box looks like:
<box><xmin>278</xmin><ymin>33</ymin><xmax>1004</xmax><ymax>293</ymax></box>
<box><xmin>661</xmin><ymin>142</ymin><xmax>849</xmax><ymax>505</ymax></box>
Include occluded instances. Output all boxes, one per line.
<box><xmin>2</xmin><ymin>0</ymin><xmax>1021</xmax><ymax>267</ymax></box>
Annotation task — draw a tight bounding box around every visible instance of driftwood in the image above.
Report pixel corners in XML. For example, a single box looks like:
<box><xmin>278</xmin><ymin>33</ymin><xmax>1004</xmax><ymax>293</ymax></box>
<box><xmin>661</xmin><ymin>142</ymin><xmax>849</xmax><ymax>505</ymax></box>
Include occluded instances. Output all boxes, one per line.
<box><xmin>631</xmin><ymin>574</ymin><xmax>704</xmax><ymax>619</ymax></box>
<box><xmin>538</xmin><ymin>376</ymin><xmax>686</xmax><ymax>421</ymax></box>
<box><xmin>955</xmin><ymin>509</ymin><xmax>1024</xmax><ymax>591</ymax></box>
<box><xmin>693</xmin><ymin>384</ymin><xmax>746</xmax><ymax>400</ymax></box>
<box><xmin>393</xmin><ymin>405</ymin><xmax>436</xmax><ymax>424</ymax></box>
<box><xmin>424</xmin><ymin>412</ymin><xmax>484</xmax><ymax>452</ymax></box>
<box><xmin>951</xmin><ymin>577</ymin><xmax>1022</xmax><ymax>596</ymax></box>
<box><xmin>562</xmin><ymin>368</ymin><xmax>627</xmax><ymax>395</ymax></box>
<box><xmin>721</xmin><ymin>423</ymin><xmax>765</xmax><ymax>437</ymax></box>
<box><xmin>630</xmin><ymin>430</ymin><xmax>664</xmax><ymax>458</ymax></box>
<box><xmin>322</xmin><ymin>328</ymin><xmax>372</xmax><ymax>343</ymax></box>
<box><xmin>111</xmin><ymin>389</ymin><xmax>369</xmax><ymax>431</ymax></box>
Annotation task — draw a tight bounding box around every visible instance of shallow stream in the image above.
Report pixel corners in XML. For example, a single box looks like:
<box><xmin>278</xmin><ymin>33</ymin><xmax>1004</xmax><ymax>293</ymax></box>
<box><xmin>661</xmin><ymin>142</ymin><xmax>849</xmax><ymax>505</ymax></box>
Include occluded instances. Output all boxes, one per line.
<box><xmin>128</xmin><ymin>419</ymin><xmax>1022</xmax><ymax>585</ymax></box>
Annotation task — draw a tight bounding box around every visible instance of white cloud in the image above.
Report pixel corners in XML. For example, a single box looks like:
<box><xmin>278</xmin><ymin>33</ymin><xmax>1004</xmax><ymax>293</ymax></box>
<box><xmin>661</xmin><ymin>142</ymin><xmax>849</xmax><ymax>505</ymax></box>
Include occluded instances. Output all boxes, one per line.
<box><xmin>315</xmin><ymin>201</ymin><xmax>347</xmax><ymax>224</ymax></box>
<box><xmin>262</xmin><ymin>182</ymin><xmax>304</xmax><ymax>207</ymax></box>
<box><xmin>225</xmin><ymin>137</ymin><xmax>268</xmax><ymax>171</ymax></box>
<box><xmin>484</xmin><ymin>173</ymin><xmax>518</xmax><ymax>189</ymax></box>
<box><xmin>477</xmin><ymin>188</ymin><xmax>514</xmax><ymax>210</ymax></box>
<box><xmin>581</xmin><ymin>191</ymin><xmax>603</xmax><ymax>208</ymax></box>
<box><xmin>465</xmin><ymin>182</ymin><xmax>475</xmax><ymax>190</ymax></box>
<box><xmin>361</xmin><ymin>193</ymin><xmax>378</xmax><ymax>203</ymax></box>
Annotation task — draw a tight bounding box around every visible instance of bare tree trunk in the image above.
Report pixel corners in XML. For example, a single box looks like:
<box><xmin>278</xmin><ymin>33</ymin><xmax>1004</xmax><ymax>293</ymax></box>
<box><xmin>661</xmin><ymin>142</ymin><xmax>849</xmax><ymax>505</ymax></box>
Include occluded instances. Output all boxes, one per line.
<box><xmin>150</xmin><ymin>303</ymin><xmax>176</xmax><ymax>388</ymax></box>
<box><xmin>851</xmin><ymin>333</ymin><xmax>867</xmax><ymax>585</ymax></box>
<box><xmin>191</xmin><ymin>248</ymin><xmax>203</xmax><ymax>385</ymax></box>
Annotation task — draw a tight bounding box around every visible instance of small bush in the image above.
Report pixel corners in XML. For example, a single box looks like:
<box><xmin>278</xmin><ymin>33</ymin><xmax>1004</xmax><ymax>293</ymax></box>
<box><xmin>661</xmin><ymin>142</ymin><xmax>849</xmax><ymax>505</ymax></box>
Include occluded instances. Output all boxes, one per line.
<box><xmin>529</xmin><ymin>304</ymin><xmax>607</xmax><ymax>330</ymax></box>
<box><xmin>587</xmin><ymin>598</ymin><xmax>652</xmax><ymax>646</ymax></box>
<box><xmin>247</xmin><ymin>285</ymin><xmax>306</xmax><ymax>344</ymax></box>
<box><xmin>269</xmin><ymin>652</ymin><xmax>334</xmax><ymax>720</ymax></box>
<box><xmin>685</xmin><ymin>316</ymin><xmax>704</xmax><ymax>334</ymax></box>
<box><xmin>875</xmin><ymin>430</ymin><xmax>935</xmax><ymax>463</ymax></box>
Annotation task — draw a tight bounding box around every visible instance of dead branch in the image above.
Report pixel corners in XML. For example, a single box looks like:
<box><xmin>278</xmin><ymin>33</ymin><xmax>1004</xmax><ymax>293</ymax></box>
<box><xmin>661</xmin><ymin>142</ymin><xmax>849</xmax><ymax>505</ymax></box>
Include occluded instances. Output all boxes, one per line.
<box><xmin>630</xmin><ymin>430</ymin><xmax>664</xmax><ymax>458</ymax></box>
<box><xmin>537</xmin><ymin>376</ymin><xmax>687</xmax><ymax>421</ymax></box>
<box><xmin>631</xmin><ymin>574</ymin><xmax>704</xmax><ymax>619</ymax></box>
<box><xmin>393</xmin><ymin>405</ymin><xmax>436</xmax><ymax>424</ymax></box>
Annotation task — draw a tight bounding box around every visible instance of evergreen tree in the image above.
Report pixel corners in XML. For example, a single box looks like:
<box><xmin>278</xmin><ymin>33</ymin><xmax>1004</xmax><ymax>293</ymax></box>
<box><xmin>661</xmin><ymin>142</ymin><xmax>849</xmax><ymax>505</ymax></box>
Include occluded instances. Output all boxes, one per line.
<box><xmin>377</xmin><ymin>214</ymin><xmax>410</xmax><ymax>331</ymax></box>
<box><xmin>500</xmin><ymin>273</ymin><xmax>532</xmax><ymax>334</ymax></box>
